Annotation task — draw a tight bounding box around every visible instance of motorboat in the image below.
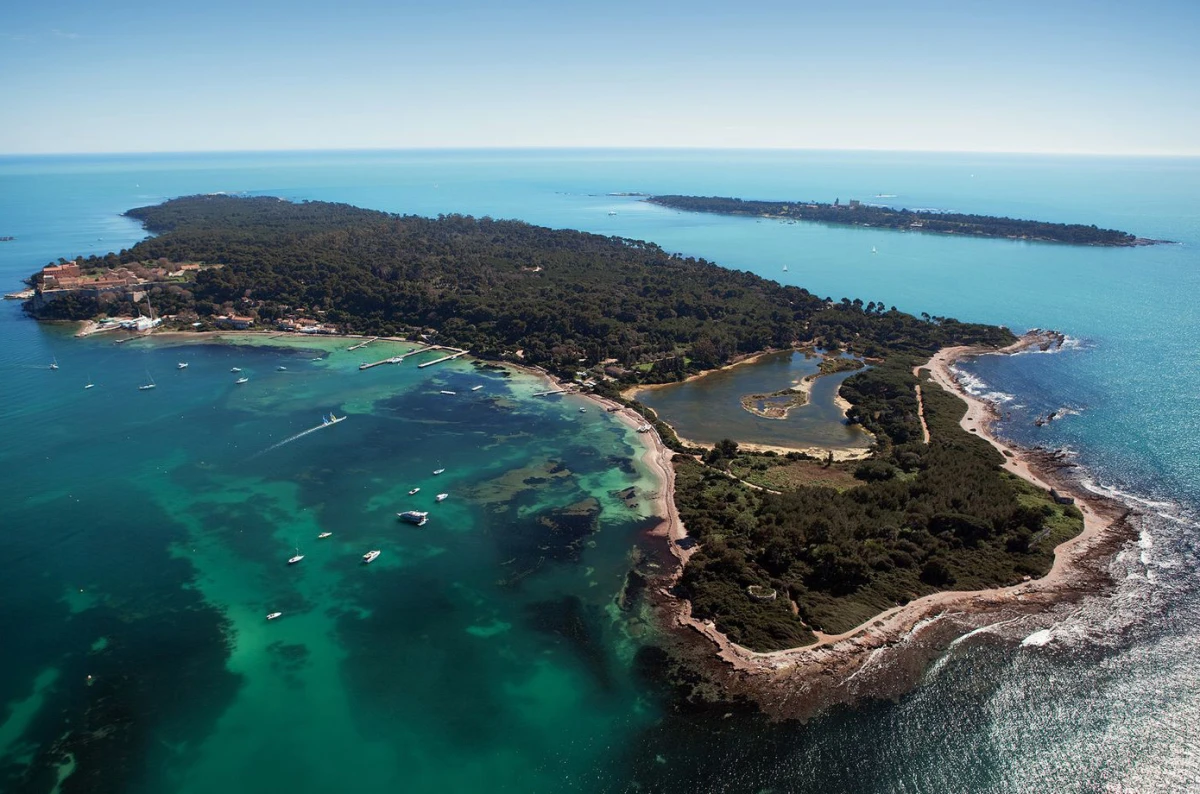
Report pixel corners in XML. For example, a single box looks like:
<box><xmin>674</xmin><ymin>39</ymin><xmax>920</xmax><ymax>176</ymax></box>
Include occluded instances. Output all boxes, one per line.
<box><xmin>266</xmin><ymin>612</ymin><xmax>283</xmax><ymax>620</ymax></box>
<box><xmin>177</xmin><ymin>362</ymin><xmax>188</xmax><ymax>369</ymax></box>
<box><xmin>235</xmin><ymin>377</ymin><xmax>249</xmax><ymax>384</ymax></box>
<box><xmin>362</xmin><ymin>550</ymin><xmax>381</xmax><ymax>564</ymax></box>
<box><xmin>408</xmin><ymin>487</ymin><xmax>420</xmax><ymax>495</ymax></box>
<box><xmin>432</xmin><ymin>468</ymin><xmax>445</xmax><ymax>475</ymax></box>
<box><xmin>317</xmin><ymin>532</ymin><xmax>333</xmax><ymax>539</ymax></box>
<box><xmin>435</xmin><ymin>493</ymin><xmax>448</xmax><ymax>503</ymax></box>
<box><xmin>231</xmin><ymin>367</ymin><xmax>242</xmax><ymax>373</ymax></box>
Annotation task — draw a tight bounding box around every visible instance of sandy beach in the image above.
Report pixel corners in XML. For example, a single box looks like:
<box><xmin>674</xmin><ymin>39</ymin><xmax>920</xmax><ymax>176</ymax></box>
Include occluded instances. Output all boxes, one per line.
<box><xmin>649</xmin><ymin>332</ymin><xmax>1136</xmax><ymax>718</ymax></box>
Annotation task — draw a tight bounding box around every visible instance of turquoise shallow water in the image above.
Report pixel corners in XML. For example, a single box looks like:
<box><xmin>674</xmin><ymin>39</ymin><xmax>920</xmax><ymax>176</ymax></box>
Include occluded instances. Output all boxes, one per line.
<box><xmin>2</xmin><ymin>149</ymin><xmax>1199</xmax><ymax>792</ymax></box>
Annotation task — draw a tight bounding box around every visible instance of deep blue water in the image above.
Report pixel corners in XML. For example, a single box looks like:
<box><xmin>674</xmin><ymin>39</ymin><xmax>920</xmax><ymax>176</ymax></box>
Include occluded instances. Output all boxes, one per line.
<box><xmin>1</xmin><ymin>149</ymin><xmax>1198</xmax><ymax>792</ymax></box>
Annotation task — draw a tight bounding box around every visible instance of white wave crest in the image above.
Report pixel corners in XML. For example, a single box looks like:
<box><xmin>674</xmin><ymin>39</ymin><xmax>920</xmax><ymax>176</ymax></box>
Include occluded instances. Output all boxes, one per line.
<box><xmin>950</xmin><ymin>366</ymin><xmax>1015</xmax><ymax>403</ymax></box>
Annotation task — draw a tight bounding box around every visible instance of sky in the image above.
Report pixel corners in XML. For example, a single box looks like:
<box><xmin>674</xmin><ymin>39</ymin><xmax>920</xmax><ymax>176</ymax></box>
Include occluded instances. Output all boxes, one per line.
<box><xmin>2</xmin><ymin>0</ymin><xmax>1198</xmax><ymax>155</ymax></box>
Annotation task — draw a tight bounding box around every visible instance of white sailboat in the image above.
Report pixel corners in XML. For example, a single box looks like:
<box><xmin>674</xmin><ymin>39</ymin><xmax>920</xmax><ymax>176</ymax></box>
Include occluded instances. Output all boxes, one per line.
<box><xmin>138</xmin><ymin>371</ymin><xmax>156</xmax><ymax>391</ymax></box>
<box><xmin>49</xmin><ymin>357</ymin><xmax>59</xmax><ymax>371</ymax></box>
<box><xmin>287</xmin><ymin>547</ymin><xmax>304</xmax><ymax>565</ymax></box>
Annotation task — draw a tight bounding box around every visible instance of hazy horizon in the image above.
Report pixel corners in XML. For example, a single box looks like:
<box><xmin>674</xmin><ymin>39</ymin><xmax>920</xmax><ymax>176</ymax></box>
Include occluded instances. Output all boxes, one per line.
<box><xmin>4</xmin><ymin>0</ymin><xmax>1197</xmax><ymax>157</ymax></box>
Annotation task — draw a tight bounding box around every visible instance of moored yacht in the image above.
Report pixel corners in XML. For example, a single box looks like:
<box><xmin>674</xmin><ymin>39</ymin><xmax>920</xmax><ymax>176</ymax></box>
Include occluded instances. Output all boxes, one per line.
<box><xmin>288</xmin><ymin>548</ymin><xmax>304</xmax><ymax>564</ymax></box>
<box><xmin>432</xmin><ymin>468</ymin><xmax>445</xmax><ymax>475</ymax></box>
<box><xmin>362</xmin><ymin>550</ymin><xmax>381</xmax><ymax>564</ymax></box>
<box><xmin>317</xmin><ymin>531</ymin><xmax>333</xmax><ymax>539</ymax></box>
<box><xmin>408</xmin><ymin>487</ymin><xmax>420</xmax><ymax>495</ymax></box>
<box><xmin>435</xmin><ymin>493</ymin><xmax>448</xmax><ymax>503</ymax></box>
<box><xmin>231</xmin><ymin>367</ymin><xmax>242</xmax><ymax>373</ymax></box>
<box><xmin>397</xmin><ymin>510</ymin><xmax>428</xmax><ymax>526</ymax></box>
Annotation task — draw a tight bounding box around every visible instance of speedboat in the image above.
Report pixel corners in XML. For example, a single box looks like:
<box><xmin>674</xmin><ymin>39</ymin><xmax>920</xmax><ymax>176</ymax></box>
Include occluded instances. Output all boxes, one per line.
<box><xmin>397</xmin><ymin>510</ymin><xmax>428</xmax><ymax>527</ymax></box>
<box><xmin>440</xmin><ymin>390</ymin><xmax>456</xmax><ymax>395</ymax></box>
<box><xmin>177</xmin><ymin>362</ymin><xmax>188</xmax><ymax>369</ymax></box>
<box><xmin>362</xmin><ymin>550</ymin><xmax>381</xmax><ymax>564</ymax></box>
<box><xmin>408</xmin><ymin>487</ymin><xmax>420</xmax><ymax>495</ymax></box>
<box><xmin>231</xmin><ymin>367</ymin><xmax>242</xmax><ymax>373</ymax></box>
<box><xmin>579</xmin><ymin>407</ymin><xmax>587</xmax><ymax>413</ymax></box>
<box><xmin>317</xmin><ymin>532</ymin><xmax>333</xmax><ymax>539</ymax></box>
<box><xmin>266</xmin><ymin>612</ymin><xmax>283</xmax><ymax>620</ymax></box>
<box><xmin>432</xmin><ymin>468</ymin><xmax>445</xmax><ymax>475</ymax></box>
<box><xmin>435</xmin><ymin>493</ymin><xmax>448</xmax><ymax>503</ymax></box>
<box><xmin>235</xmin><ymin>377</ymin><xmax>249</xmax><ymax>384</ymax></box>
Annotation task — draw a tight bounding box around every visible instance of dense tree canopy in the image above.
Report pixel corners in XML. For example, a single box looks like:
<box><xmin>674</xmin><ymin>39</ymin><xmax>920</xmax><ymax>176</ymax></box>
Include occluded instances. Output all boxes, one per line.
<box><xmin>650</xmin><ymin>195</ymin><xmax>1149</xmax><ymax>246</ymax></box>
<box><xmin>32</xmin><ymin>195</ymin><xmax>1013</xmax><ymax>380</ymax></box>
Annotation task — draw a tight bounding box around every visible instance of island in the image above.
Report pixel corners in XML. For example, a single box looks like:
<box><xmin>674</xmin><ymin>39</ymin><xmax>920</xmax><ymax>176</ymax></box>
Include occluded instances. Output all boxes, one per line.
<box><xmin>23</xmin><ymin>195</ymin><xmax>1125</xmax><ymax>714</ymax></box>
<box><xmin>647</xmin><ymin>194</ymin><xmax>1161</xmax><ymax>246</ymax></box>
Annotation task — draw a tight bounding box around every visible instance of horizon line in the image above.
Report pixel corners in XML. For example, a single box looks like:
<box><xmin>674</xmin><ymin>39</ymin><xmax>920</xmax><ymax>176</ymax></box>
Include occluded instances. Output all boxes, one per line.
<box><xmin>2</xmin><ymin>145</ymin><xmax>1198</xmax><ymax>159</ymax></box>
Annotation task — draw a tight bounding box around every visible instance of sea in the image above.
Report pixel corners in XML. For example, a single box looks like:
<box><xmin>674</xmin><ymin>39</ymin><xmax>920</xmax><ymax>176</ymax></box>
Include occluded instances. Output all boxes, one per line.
<box><xmin>0</xmin><ymin>149</ymin><xmax>1197</xmax><ymax>793</ymax></box>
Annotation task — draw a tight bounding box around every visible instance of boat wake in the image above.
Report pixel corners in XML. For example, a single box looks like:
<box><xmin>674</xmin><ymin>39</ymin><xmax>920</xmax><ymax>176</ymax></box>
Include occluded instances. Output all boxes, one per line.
<box><xmin>251</xmin><ymin>413</ymin><xmax>345</xmax><ymax>458</ymax></box>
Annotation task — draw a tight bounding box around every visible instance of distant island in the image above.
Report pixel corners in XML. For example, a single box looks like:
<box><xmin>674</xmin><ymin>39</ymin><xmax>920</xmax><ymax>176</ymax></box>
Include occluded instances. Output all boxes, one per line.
<box><xmin>648</xmin><ymin>194</ymin><xmax>1162</xmax><ymax>246</ymax></box>
<box><xmin>22</xmin><ymin>195</ymin><xmax>1117</xmax><ymax>707</ymax></box>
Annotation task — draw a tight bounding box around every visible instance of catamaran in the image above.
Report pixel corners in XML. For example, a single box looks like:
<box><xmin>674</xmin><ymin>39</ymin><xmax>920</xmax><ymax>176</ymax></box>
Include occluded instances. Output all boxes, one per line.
<box><xmin>362</xmin><ymin>550</ymin><xmax>381</xmax><ymax>564</ymax></box>
<box><xmin>138</xmin><ymin>371</ymin><xmax>156</xmax><ymax>391</ymax></box>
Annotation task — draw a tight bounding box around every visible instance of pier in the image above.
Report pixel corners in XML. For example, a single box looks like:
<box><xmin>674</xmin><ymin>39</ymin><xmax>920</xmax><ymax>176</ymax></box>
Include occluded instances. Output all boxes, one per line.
<box><xmin>417</xmin><ymin>350</ymin><xmax>467</xmax><ymax>369</ymax></box>
<box><xmin>532</xmin><ymin>388</ymin><xmax>572</xmax><ymax>397</ymax></box>
<box><xmin>347</xmin><ymin>336</ymin><xmax>379</xmax><ymax>351</ymax></box>
<box><xmin>358</xmin><ymin>345</ymin><xmax>466</xmax><ymax>371</ymax></box>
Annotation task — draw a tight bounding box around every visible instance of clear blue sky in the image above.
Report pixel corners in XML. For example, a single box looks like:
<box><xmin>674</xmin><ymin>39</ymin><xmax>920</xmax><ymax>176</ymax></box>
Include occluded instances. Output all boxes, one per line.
<box><xmin>2</xmin><ymin>0</ymin><xmax>1197</xmax><ymax>155</ymax></box>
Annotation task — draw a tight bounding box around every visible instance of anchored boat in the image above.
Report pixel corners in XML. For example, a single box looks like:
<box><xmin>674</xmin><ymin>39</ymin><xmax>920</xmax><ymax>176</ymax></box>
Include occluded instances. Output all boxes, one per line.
<box><xmin>397</xmin><ymin>510</ymin><xmax>428</xmax><ymax>527</ymax></box>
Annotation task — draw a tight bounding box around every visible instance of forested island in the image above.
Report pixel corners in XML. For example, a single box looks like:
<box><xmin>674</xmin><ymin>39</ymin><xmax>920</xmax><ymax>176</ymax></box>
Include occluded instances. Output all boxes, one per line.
<box><xmin>26</xmin><ymin>195</ymin><xmax>1083</xmax><ymax>658</ymax></box>
<box><xmin>648</xmin><ymin>194</ymin><xmax>1158</xmax><ymax>246</ymax></box>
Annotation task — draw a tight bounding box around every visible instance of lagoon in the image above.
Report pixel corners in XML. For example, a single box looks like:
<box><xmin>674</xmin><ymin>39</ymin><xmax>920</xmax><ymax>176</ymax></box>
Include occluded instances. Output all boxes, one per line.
<box><xmin>634</xmin><ymin>350</ymin><xmax>873</xmax><ymax>454</ymax></box>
